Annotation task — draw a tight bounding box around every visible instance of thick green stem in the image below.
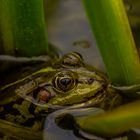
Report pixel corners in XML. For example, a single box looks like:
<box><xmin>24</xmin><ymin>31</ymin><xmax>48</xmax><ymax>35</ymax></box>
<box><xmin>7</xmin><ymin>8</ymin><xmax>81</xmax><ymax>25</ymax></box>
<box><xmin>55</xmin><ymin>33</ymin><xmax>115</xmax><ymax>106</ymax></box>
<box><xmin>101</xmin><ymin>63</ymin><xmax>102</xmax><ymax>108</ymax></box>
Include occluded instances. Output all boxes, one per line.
<box><xmin>82</xmin><ymin>0</ymin><xmax>140</xmax><ymax>86</ymax></box>
<box><xmin>76</xmin><ymin>0</ymin><xmax>140</xmax><ymax>138</ymax></box>
<box><xmin>0</xmin><ymin>0</ymin><xmax>49</xmax><ymax>56</ymax></box>
<box><xmin>76</xmin><ymin>100</ymin><xmax>140</xmax><ymax>137</ymax></box>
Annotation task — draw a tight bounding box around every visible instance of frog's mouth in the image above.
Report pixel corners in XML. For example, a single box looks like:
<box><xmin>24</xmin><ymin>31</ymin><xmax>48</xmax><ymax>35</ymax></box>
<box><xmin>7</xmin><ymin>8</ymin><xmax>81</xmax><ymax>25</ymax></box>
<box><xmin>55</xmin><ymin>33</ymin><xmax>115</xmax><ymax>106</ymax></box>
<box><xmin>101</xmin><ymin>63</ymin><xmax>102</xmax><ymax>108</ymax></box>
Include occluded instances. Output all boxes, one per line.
<box><xmin>71</xmin><ymin>89</ymin><xmax>106</xmax><ymax>107</ymax></box>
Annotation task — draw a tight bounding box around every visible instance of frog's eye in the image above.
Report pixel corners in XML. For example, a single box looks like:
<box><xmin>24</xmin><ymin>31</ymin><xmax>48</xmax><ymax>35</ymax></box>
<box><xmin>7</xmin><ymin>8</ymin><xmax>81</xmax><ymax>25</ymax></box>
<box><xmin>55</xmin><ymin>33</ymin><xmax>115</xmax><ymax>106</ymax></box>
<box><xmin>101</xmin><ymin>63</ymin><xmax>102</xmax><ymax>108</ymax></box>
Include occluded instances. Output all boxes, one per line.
<box><xmin>52</xmin><ymin>71</ymin><xmax>78</xmax><ymax>92</ymax></box>
<box><xmin>61</xmin><ymin>52</ymin><xmax>83</xmax><ymax>67</ymax></box>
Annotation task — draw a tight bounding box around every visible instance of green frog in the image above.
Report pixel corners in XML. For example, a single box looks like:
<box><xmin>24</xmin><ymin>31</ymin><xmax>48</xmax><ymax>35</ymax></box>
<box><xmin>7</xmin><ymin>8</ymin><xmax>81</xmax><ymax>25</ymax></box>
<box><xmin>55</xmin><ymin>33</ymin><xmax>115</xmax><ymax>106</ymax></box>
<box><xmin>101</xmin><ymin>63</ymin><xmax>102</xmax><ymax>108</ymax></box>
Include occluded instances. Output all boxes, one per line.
<box><xmin>0</xmin><ymin>52</ymin><xmax>122</xmax><ymax>139</ymax></box>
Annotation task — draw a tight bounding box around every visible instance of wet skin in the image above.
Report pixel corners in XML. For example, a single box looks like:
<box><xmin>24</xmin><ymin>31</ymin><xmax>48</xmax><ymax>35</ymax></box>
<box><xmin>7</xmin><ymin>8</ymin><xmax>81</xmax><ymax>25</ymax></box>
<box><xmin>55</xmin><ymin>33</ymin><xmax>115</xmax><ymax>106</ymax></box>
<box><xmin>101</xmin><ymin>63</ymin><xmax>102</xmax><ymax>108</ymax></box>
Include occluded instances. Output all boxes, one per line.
<box><xmin>0</xmin><ymin>52</ymin><xmax>122</xmax><ymax>138</ymax></box>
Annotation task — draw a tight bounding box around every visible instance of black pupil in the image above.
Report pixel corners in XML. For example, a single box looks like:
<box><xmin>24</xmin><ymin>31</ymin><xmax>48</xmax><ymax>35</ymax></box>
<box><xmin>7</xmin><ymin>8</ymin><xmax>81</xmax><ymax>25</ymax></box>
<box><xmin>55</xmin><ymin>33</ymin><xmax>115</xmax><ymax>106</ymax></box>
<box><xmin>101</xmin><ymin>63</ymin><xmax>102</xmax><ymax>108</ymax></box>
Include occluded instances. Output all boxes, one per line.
<box><xmin>60</xmin><ymin>78</ymin><xmax>71</xmax><ymax>87</ymax></box>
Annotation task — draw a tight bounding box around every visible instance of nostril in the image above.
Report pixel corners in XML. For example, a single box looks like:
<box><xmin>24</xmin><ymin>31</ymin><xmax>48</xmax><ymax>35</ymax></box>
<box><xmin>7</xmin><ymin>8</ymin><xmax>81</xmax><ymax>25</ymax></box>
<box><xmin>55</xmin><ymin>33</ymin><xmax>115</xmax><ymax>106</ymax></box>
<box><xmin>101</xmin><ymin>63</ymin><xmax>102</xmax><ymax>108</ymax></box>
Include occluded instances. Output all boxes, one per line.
<box><xmin>78</xmin><ymin>77</ymin><xmax>94</xmax><ymax>84</ymax></box>
<box><xmin>87</xmin><ymin>78</ymin><xmax>94</xmax><ymax>84</ymax></box>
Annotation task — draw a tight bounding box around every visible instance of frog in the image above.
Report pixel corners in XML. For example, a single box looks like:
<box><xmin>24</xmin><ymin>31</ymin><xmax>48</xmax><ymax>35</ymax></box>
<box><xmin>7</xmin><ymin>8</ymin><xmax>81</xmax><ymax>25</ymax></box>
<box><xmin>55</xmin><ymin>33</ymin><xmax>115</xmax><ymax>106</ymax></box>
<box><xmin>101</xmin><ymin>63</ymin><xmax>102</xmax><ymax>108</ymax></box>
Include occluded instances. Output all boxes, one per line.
<box><xmin>0</xmin><ymin>52</ymin><xmax>122</xmax><ymax>139</ymax></box>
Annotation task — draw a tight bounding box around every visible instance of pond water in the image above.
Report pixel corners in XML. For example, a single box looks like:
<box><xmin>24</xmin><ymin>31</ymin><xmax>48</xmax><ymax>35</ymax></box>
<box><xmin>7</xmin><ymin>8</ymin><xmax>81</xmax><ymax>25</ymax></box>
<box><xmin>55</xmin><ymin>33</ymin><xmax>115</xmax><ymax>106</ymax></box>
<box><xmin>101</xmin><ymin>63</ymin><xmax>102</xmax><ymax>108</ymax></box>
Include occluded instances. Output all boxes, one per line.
<box><xmin>45</xmin><ymin>0</ymin><xmax>140</xmax><ymax>72</ymax></box>
<box><xmin>44</xmin><ymin>1</ymin><xmax>140</xmax><ymax>139</ymax></box>
<box><xmin>45</xmin><ymin>0</ymin><xmax>105</xmax><ymax>71</ymax></box>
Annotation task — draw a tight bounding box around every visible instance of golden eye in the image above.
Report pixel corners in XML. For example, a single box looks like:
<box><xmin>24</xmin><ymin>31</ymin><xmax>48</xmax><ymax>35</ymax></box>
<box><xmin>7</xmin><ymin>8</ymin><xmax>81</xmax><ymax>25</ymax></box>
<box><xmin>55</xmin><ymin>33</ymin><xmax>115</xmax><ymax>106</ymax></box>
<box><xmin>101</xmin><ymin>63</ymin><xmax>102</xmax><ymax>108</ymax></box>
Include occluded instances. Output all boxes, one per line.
<box><xmin>52</xmin><ymin>71</ymin><xmax>77</xmax><ymax>92</ymax></box>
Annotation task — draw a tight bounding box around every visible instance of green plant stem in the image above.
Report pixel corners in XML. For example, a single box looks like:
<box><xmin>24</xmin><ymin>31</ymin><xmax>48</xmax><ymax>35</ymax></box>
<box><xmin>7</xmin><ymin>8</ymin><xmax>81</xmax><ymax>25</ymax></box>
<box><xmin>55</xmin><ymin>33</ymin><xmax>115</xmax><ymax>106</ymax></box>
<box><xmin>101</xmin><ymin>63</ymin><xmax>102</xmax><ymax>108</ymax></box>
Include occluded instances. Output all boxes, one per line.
<box><xmin>77</xmin><ymin>0</ymin><xmax>140</xmax><ymax>137</ymax></box>
<box><xmin>82</xmin><ymin>0</ymin><xmax>140</xmax><ymax>86</ymax></box>
<box><xmin>0</xmin><ymin>0</ymin><xmax>49</xmax><ymax>56</ymax></box>
<box><xmin>76</xmin><ymin>100</ymin><xmax>140</xmax><ymax>138</ymax></box>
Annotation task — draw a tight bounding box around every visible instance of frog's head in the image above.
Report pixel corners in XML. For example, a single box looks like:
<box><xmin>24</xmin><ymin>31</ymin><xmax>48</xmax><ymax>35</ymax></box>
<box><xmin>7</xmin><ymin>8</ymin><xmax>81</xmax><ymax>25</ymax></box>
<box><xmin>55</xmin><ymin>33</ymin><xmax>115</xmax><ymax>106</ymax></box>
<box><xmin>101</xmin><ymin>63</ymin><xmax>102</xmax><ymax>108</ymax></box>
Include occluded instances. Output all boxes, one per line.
<box><xmin>17</xmin><ymin>52</ymin><xmax>108</xmax><ymax>109</ymax></box>
<box><xmin>0</xmin><ymin>53</ymin><xmax>120</xmax><ymax>127</ymax></box>
<box><xmin>0</xmin><ymin>52</ymin><xmax>108</xmax><ymax>113</ymax></box>
<box><xmin>49</xmin><ymin>53</ymin><xmax>107</xmax><ymax>107</ymax></box>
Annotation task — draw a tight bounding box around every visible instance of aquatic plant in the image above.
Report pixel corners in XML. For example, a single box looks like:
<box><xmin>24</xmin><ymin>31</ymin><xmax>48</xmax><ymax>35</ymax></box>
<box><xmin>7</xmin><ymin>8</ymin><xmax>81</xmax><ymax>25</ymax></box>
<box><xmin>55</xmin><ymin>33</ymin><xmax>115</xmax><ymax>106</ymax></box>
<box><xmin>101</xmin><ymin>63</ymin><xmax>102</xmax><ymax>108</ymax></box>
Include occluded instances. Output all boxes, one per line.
<box><xmin>0</xmin><ymin>0</ymin><xmax>49</xmax><ymax>56</ymax></box>
<box><xmin>82</xmin><ymin>0</ymin><xmax>140</xmax><ymax>86</ymax></box>
<box><xmin>75</xmin><ymin>0</ymin><xmax>140</xmax><ymax>138</ymax></box>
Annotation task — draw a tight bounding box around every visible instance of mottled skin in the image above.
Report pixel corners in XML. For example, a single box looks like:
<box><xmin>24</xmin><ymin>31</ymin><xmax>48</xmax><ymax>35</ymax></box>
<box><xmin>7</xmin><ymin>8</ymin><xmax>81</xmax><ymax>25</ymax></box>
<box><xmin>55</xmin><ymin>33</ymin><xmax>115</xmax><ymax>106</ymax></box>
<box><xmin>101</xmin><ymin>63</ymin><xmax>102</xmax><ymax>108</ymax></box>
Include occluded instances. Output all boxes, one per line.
<box><xmin>0</xmin><ymin>53</ymin><xmax>122</xmax><ymax>139</ymax></box>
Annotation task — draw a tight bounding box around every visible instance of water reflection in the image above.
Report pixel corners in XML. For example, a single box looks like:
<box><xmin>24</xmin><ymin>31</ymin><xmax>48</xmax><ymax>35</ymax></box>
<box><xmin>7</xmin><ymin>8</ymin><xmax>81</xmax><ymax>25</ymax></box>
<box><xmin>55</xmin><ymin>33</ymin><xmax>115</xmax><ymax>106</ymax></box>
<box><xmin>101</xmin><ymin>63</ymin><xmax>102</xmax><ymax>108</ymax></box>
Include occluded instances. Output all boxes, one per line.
<box><xmin>45</xmin><ymin>0</ymin><xmax>105</xmax><ymax>71</ymax></box>
<box><xmin>45</xmin><ymin>0</ymin><xmax>140</xmax><ymax>72</ymax></box>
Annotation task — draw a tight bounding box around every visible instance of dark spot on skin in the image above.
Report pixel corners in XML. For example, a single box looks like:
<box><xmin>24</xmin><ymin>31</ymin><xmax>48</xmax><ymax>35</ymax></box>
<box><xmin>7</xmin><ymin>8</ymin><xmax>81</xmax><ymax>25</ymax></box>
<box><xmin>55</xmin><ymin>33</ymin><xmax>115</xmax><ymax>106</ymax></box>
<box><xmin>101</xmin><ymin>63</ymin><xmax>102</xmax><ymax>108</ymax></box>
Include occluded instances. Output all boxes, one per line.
<box><xmin>33</xmin><ymin>88</ymin><xmax>41</xmax><ymax>99</ymax></box>
<box><xmin>22</xmin><ymin>118</ymin><xmax>36</xmax><ymax>127</ymax></box>
<box><xmin>28</xmin><ymin>103</ymin><xmax>36</xmax><ymax>115</ymax></box>
<box><xmin>0</xmin><ymin>103</ymin><xmax>21</xmax><ymax>119</ymax></box>
<box><xmin>16</xmin><ymin>98</ymin><xmax>24</xmax><ymax>105</ymax></box>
